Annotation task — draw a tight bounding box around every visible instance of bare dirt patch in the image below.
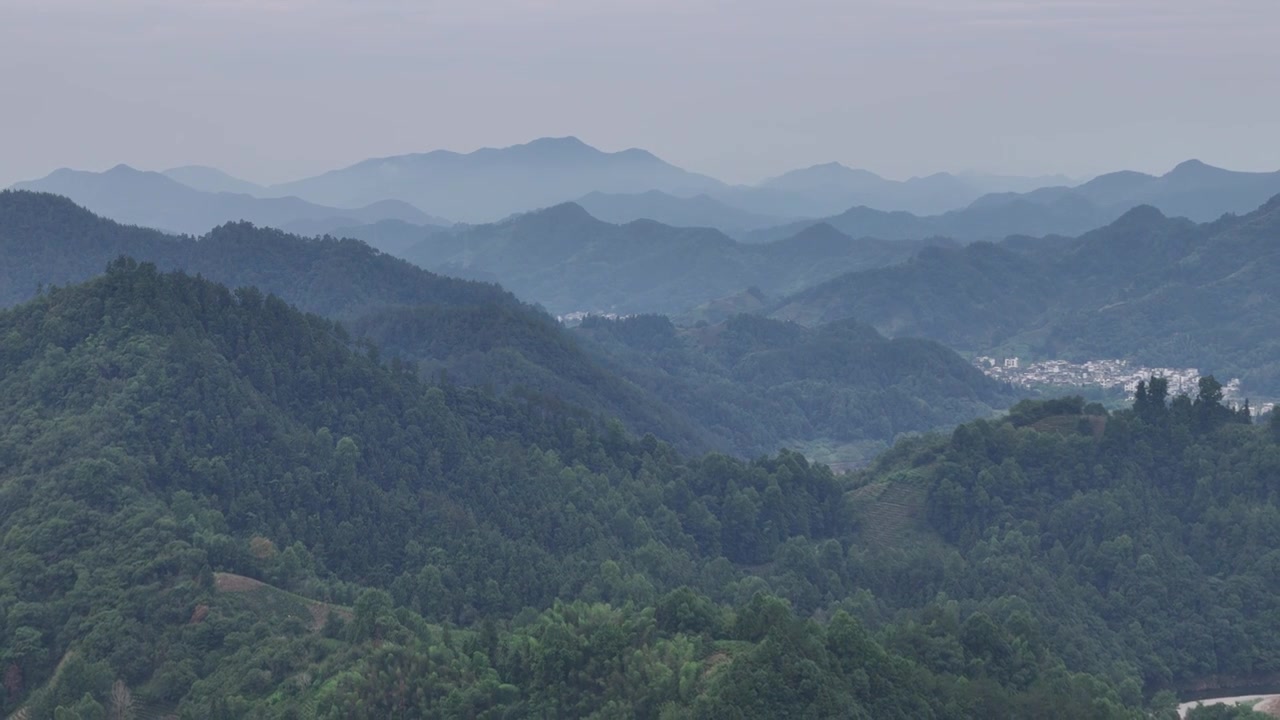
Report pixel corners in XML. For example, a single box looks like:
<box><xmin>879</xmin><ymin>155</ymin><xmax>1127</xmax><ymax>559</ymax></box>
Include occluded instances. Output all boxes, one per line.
<box><xmin>214</xmin><ymin>572</ymin><xmax>267</xmax><ymax>593</ymax></box>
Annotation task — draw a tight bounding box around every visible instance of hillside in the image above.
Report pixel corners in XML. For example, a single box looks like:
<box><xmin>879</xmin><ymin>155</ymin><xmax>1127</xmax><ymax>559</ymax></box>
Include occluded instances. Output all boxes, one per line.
<box><xmin>10</xmin><ymin>165</ymin><xmax>438</xmax><ymax>236</ymax></box>
<box><xmin>575</xmin><ymin>313</ymin><xmax>1015</xmax><ymax>463</ymax></box>
<box><xmin>161</xmin><ymin>165</ymin><xmax>266</xmax><ymax>195</ymax></box>
<box><xmin>0</xmin><ymin>190</ymin><xmax>1000</xmax><ymax>460</ymax></box>
<box><xmin>0</xmin><ymin>265</ymin><xmax>1152</xmax><ymax>718</ymax></box>
<box><xmin>576</xmin><ymin>189</ymin><xmax>789</xmax><ymax>237</ymax></box>
<box><xmin>771</xmin><ymin>197</ymin><xmax>1280</xmax><ymax>394</ymax></box>
<box><xmin>745</xmin><ymin>193</ymin><xmax>1113</xmax><ymax>245</ymax></box>
<box><xmin>966</xmin><ymin>159</ymin><xmax>1280</xmax><ymax>224</ymax></box>
<box><xmin>403</xmin><ymin>203</ymin><xmax>944</xmax><ymax>315</ymax></box>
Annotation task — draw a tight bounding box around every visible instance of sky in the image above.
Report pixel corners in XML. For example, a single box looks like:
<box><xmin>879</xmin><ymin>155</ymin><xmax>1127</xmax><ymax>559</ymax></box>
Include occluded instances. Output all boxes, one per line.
<box><xmin>3</xmin><ymin>0</ymin><xmax>1279</xmax><ymax>187</ymax></box>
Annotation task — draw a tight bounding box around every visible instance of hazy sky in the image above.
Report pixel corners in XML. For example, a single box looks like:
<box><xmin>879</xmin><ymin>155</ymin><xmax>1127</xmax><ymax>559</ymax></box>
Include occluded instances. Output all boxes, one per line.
<box><xmin>3</xmin><ymin>0</ymin><xmax>1278</xmax><ymax>187</ymax></box>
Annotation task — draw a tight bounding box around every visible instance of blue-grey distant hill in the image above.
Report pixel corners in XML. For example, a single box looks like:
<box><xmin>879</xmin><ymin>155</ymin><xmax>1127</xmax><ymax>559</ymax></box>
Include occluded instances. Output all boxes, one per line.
<box><xmin>719</xmin><ymin>162</ymin><xmax>1074</xmax><ymax>218</ymax></box>
<box><xmin>257</xmin><ymin>137</ymin><xmax>1078</xmax><ymax>224</ymax></box>
<box><xmin>575</xmin><ymin>190</ymin><xmax>791</xmax><ymax>237</ymax></box>
<box><xmin>745</xmin><ymin>160</ymin><xmax>1280</xmax><ymax>244</ymax></box>
<box><xmin>162</xmin><ymin>165</ymin><xmax>266</xmax><ymax>195</ymax></box>
<box><xmin>398</xmin><ymin>202</ymin><xmax>950</xmax><ymax>316</ymax></box>
<box><xmin>266</xmin><ymin>136</ymin><xmax>727</xmax><ymax>223</ymax></box>
<box><xmin>969</xmin><ymin>159</ymin><xmax>1280</xmax><ymax>222</ymax></box>
<box><xmin>11</xmin><ymin>164</ymin><xmax>442</xmax><ymax>236</ymax></box>
<box><xmin>770</xmin><ymin>193</ymin><xmax>1280</xmax><ymax>394</ymax></box>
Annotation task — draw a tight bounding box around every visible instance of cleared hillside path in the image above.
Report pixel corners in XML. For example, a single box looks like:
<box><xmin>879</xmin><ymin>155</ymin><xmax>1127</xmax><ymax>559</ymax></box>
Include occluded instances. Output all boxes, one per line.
<box><xmin>1178</xmin><ymin>694</ymin><xmax>1280</xmax><ymax>718</ymax></box>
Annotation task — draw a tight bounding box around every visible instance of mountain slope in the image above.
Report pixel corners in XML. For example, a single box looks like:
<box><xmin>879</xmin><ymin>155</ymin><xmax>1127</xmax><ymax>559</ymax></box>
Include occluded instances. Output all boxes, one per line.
<box><xmin>4</xmin><ymin>263</ymin><xmax>1271</xmax><ymax>717</ymax></box>
<box><xmin>772</xmin><ymin>196</ymin><xmax>1280</xmax><ymax>394</ymax></box>
<box><xmin>575</xmin><ymin>312</ymin><xmax>1015</xmax><ymax>465</ymax></box>
<box><xmin>268</xmin><ymin>136</ymin><xmax>727</xmax><ymax>222</ymax></box>
<box><xmin>576</xmin><ymin>189</ymin><xmax>789</xmax><ymax>236</ymax></box>
<box><xmin>162</xmin><ymin>164</ymin><xmax>265</xmax><ymax>195</ymax></box>
<box><xmin>404</xmin><ymin>203</ymin><xmax>945</xmax><ymax>315</ymax></box>
<box><xmin>0</xmin><ymin>190</ymin><xmax>996</xmax><ymax>460</ymax></box>
<box><xmin>11</xmin><ymin>165</ymin><xmax>437</xmax><ymax>236</ymax></box>
<box><xmin>971</xmin><ymin>159</ymin><xmax>1280</xmax><ymax>223</ymax></box>
<box><xmin>746</xmin><ymin>194</ymin><xmax>1113</xmax><ymax>245</ymax></box>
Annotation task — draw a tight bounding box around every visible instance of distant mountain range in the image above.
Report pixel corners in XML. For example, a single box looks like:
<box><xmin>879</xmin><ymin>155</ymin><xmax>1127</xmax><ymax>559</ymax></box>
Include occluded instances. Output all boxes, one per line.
<box><xmin>0</xmin><ymin>189</ymin><xmax>1008</xmax><ymax>462</ymax></box>
<box><xmin>398</xmin><ymin>203</ymin><xmax>950</xmax><ymax>315</ymax></box>
<box><xmin>11</xmin><ymin>164</ymin><xmax>447</xmax><ymax>236</ymax></box>
<box><xmin>769</xmin><ymin>193</ymin><xmax>1280</xmax><ymax>394</ymax></box>
<box><xmin>575</xmin><ymin>190</ymin><xmax>790</xmax><ymax>237</ymax></box>
<box><xmin>265</xmin><ymin>136</ymin><xmax>726</xmax><ymax>223</ymax></box>
<box><xmin>722</xmin><ymin>163</ymin><xmax>1075</xmax><ymax>218</ymax></box>
<box><xmin>15</xmin><ymin>140</ymin><xmax>1280</xmax><ymax>246</ymax></box>
<box><xmin>746</xmin><ymin>160</ymin><xmax>1280</xmax><ymax>244</ymax></box>
<box><xmin>745</xmin><ymin>192</ymin><xmax>1113</xmax><ymax>244</ymax></box>
<box><xmin>969</xmin><ymin>159</ymin><xmax>1280</xmax><ymax>222</ymax></box>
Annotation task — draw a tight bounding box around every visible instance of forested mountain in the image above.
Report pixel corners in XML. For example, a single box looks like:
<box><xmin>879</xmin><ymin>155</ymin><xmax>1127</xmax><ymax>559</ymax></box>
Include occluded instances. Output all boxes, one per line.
<box><xmin>284</xmin><ymin>218</ymin><xmax>453</xmax><ymax>256</ymax></box>
<box><xmin>745</xmin><ymin>192</ymin><xmax>1114</xmax><ymax>245</ymax></box>
<box><xmin>575</xmin><ymin>190</ymin><xmax>789</xmax><ymax>237</ymax></box>
<box><xmin>771</xmin><ymin>196</ymin><xmax>1280</xmax><ymax>394</ymax></box>
<box><xmin>0</xmin><ymin>190</ymin><xmax>1001</xmax><ymax>460</ymax></box>
<box><xmin>267</xmin><ymin>137</ymin><xmax>726</xmax><ymax>223</ymax></box>
<box><xmin>403</xmin><ymin>203</ymin><xmax>947</xmax><ymax>315</ymax></box>
<box><xmin>573</xmin><ymin>313</ymin><xmax>1015</xmax><ymax>464</ymax></box>
<box><xmin>10</xmin><ymin>165</ymin><xmax>439</xmax><ymax>236</ymax></box>
<box><xmin>746</xmin><ymin>160</ymin><xmax>1280</xmax><ymax>246</ymax></box>
<box><xmin>3</xmin><ymin>262</ymin><xmax>1273</xmax><ymax>717</ymax></box>
<box><xmin>731</xmin><ymin>163</ymin><xmax>1072</xmax><ymax>218</ymax></box>
<box><xmin>972</xmin><ymin>160</ymin><xmax>1280</xmax><ymax>223</ymax></box>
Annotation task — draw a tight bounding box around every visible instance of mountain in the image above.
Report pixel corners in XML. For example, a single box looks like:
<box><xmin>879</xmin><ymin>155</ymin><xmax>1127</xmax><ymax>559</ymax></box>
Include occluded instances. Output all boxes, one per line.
<box><xmin>11</xmin><ymin>165</ymin><xmax>437</xmax><ymax>236</ymax></box>
<box><xmin>574</xmin><ymin>312</ymin><xmax>1015</xmax><ymax>464</ymax></box>
<box><xmin>745</xmin><ymin>193</ymin><xmax>1114</xmax><ymax>245</ymax></box>
<box><xmin>1</xmin><ymin>259</ymin><xmax>1270</xmax><ymax>717</ymax></box>
<box><xmin>162</xmin><ymin>164</ymin><xmax>265</xmax><ymax>195</ymax></box>
<box><xmin>771</xmin><ymin>195</ymin><xmax>1280</xmax><ymax>394</ymax></box>
<box><xmin>0</xmin><ymin>263</ymin><xmax>868</xmax><ymax>717</ymax></box>
<box><xmin>0</xmin><ymin>190</ymin><xmax>997</xmax><ymax>461</ymax></box>
<box><xmin>403</xmin><ymin>203</ymin><xmax>947</xmax><ymax>316</ymax></box>
<box><xmin>969</xmin><ymin>160</ymin><xmax>1280</xmax><ymax>223</ymax></box>
<box><xmin>286</xmin><ymin>217</ymin><xmax>452</xmax><ymax>256</ymax></box>
<box><xmin>716</xmin><ymin>165</ymin><xmax>1079</xmax><ymax>219</ymax></box>
<box><xmin>575</xmin><ymin>189</ymin><xmax>790</xmax><ymax>237</ymax></box>
<box><xmin>267</xmin><ymin>136</ymin><xmax>728</xmax><ymax>222</ymax></box>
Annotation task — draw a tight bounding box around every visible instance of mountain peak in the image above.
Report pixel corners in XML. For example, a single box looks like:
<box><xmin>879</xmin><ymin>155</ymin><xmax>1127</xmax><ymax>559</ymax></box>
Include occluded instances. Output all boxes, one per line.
<box><xmin>524</xmin><ymin>135</ymin><xmax>590</xmax><ymax>149</ymax></box>
<box><xmin>521</xmin><ymin>201</ymin><xmax>599</xmax><ymax>224</ymax></box>
<box><xmin>1167</xmin><ymin>158</ymin><xmax>1224</xmax><ymax>179</ymax></box>
<box><xmin>1111</xmin><ymin>204</ymin><xmax>1167</xmax><ymax>227</ymax></box>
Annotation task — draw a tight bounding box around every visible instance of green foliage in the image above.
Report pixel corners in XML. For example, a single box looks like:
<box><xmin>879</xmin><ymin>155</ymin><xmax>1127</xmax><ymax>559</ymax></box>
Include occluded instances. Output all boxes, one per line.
<box><xmin>1</xmin><ymin>257</ymin><xmax>1273</xmax><ymax>718</ymax></box>
<box><xmin>774</xmin><ymin>197</ymin><xmax>1280</xmax><ymax>394</ymax></box>
<box><xmin>576</xmin><ymin>312</ymin><xmax>1014</xmax><ymax>460</ymax></box>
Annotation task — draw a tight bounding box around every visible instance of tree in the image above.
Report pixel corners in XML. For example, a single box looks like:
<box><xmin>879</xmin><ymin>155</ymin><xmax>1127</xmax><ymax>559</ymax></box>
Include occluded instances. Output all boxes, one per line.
<box><xmin>1195</xmin><ymin>376</ymin><xmax>1226</xmax><ymax>432</ymax></box>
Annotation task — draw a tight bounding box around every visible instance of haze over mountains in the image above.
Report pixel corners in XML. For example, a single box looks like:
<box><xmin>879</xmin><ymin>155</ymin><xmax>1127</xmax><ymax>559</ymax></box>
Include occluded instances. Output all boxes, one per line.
<box><xmin>398</xmin><ymin>203</ymin><xmax>950</xmax><ymax>316</ymax></box>
<box><xmin>772</xmin><ymin>193</ymin><xmax>1280</xmax><ymax>394</ymax></box>
<box><xmin>0</xmin><ymin>189</ymin><xmax>1006</xmax><ymax>461</ymax></box>
<box><xmin>14</xmin><ymin>139</ymin><xmax>1280</xmax><ymax>255</ymax></box>
<box><xmin>12</xmin><ymin>164</ymin><xmax>446</xmax><ymax>237</ymax></box>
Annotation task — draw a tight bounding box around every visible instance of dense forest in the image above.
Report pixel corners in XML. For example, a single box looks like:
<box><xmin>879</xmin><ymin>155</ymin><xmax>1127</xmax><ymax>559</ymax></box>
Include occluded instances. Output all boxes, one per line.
<box><xmin>1</xmin><ymin>261</ymin><xmax>1278</xmax><ymax>717</ymax></box>
<box><xmin>0</xmin><ymin>190</ymin><xmax>1009</xmax><ymax>460</ymax></box>
<box><xmin>574</xmin><ymin>313</ymin><xmax>1013</xmax><ymax>463</ymax></box>
<box><xmin>773</xmin><ymin>195</ymin><xmax>1280</xmax><ymax>395</ymax></box>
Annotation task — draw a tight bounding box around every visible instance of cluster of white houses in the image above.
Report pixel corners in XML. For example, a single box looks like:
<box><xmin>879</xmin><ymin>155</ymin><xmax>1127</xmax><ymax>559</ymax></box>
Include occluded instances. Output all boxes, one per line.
<box><xmin>974</xmin><ymin>356</ymin><xmax>1275</xmax><ymax>416</ymax></box>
